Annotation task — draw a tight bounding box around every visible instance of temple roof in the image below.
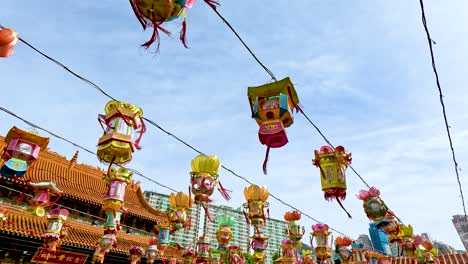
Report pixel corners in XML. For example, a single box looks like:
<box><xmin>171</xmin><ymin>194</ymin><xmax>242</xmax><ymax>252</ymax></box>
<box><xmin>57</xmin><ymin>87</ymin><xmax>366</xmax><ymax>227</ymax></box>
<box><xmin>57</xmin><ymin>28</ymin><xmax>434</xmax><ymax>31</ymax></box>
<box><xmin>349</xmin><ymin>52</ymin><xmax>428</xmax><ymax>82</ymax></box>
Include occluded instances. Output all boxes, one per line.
<box><xmin>0</xmin><ymin>136</ymin><xmax>168</xmax><ymax>224</ymax></box>
<box><xmin>0</xmin><ymin>208</ymin><xmax>182</xmax><ymax>261</ymax></box>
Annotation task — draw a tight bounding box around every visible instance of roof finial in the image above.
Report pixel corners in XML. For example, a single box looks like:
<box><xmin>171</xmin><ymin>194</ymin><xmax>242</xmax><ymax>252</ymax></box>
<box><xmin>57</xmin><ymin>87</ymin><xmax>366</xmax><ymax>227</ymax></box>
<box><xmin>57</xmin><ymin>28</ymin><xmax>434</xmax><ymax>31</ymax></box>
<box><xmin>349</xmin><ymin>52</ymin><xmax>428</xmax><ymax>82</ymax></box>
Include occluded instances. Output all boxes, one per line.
<box><xmin>69</xmin><ymin>151</ymin><xmax>79</xmax><ymax>169</ymax></box>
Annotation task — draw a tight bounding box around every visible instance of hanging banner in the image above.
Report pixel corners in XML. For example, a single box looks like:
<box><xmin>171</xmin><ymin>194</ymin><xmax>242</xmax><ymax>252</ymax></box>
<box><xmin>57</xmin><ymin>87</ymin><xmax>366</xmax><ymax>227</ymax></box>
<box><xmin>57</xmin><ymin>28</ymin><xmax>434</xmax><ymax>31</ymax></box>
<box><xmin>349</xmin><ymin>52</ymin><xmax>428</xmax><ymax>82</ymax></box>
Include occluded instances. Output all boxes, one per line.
<box><xmin>31</xmin><ymin>248</ymin><xmax>88</xmax><ymax>264</ymax></box>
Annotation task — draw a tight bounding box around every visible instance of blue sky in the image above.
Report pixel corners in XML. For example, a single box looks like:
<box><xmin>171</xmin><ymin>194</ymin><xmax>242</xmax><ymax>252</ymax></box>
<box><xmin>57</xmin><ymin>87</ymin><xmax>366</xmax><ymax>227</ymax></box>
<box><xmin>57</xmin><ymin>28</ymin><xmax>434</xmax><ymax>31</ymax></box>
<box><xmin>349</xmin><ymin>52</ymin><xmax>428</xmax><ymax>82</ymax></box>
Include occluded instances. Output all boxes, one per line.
<box><xmin>1</xmin><ymin>0</ymin><xmax>468</xmax><ymax>250</ymax></box>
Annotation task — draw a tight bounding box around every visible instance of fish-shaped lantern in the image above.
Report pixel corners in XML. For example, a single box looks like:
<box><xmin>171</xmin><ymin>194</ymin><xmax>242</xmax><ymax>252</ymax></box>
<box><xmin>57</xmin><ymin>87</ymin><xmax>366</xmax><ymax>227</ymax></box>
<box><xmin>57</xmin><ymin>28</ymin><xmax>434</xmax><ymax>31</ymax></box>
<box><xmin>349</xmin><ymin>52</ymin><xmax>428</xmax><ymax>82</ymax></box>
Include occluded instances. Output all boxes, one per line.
<box><xmin>129</xmin><ymin>0</ymin><xmax>202</xmax><ymax>50</ymax></box>
<box><xmin>356</xmin><ymin>186</ymin><xmax>388</xmax><ymax>222</ymax></box>
<box><xmin>247</xmin><ymin>77</ymin><xmax>301</xmax><ymax>174</ymax></box>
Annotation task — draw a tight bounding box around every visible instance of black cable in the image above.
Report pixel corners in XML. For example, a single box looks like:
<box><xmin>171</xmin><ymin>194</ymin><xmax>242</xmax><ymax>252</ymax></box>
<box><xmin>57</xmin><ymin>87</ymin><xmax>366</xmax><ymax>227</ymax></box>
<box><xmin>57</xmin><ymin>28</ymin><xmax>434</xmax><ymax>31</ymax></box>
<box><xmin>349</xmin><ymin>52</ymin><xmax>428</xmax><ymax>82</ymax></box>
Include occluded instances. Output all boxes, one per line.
<box><xmin>0</xmin><ymin>105</ymin><xmax>178</xmax><ymax>193</ymax></box>
<box><xmin>203</xmin><ymin>4</ymin><xmax>277</xmax><ymax>81</ymax></box>
<box><xmin>417</xmin><ymin>0</ymin><xmax>467</xmax><ymax>218</ymax></box>
<box><xmin>0</xmin><ymin>106</ymin><xmax>352</xmax><ymax>237</ymax></box>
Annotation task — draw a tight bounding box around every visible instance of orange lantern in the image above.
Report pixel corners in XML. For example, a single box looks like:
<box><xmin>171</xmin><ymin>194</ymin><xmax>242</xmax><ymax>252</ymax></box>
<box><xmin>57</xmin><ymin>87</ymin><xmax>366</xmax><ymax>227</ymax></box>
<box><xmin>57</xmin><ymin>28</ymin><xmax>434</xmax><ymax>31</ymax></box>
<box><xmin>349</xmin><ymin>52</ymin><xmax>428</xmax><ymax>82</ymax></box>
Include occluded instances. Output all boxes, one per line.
<box><xmin>335</xmin><ymin>237</ymin><xmax>353</xmax><ymax>262</ymax></box>
<box><xmin>284</xmin><ymin>211</ymin><xmax>305</xmax><ymax>248</ymax></box>
<box><xmin>0</xmin><ymin>28</ymin><xmax>18</xmax><ymax>57</ymax></box>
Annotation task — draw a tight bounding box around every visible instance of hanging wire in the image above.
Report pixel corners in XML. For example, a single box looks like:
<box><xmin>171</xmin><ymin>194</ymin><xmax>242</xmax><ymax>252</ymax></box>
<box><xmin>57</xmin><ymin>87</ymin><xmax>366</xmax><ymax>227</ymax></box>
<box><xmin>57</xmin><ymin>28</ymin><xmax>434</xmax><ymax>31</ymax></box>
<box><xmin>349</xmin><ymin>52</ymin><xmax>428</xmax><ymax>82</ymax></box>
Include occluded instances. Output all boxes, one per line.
<box><xmin>0</xmin><ymin>106</ymin><xmax>351</xmax><ymax>237</ymax></box>
<box><xmin>203</xmin><ymin>5</ymin><xmax>277</xmax><ymax>81</ymax></box>
<box><xmin>0</xmin><ymin>106</ymin><xmax>177</xmax><ymax>193</ymax></box>
<box><xmin>417</xmin><ymin>0</ymin><xmax>467</xmax><ymax>218</ymax></box>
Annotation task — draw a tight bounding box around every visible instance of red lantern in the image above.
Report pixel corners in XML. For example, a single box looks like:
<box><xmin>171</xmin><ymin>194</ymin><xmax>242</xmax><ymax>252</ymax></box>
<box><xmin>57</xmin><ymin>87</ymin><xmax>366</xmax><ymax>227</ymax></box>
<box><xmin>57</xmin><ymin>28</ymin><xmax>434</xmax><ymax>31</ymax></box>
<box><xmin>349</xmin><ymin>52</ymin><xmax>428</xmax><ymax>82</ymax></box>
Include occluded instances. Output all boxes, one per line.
<box><xmin>0</xmin><ymin>28</ymin><xmax>18</xmax><ymax>57</ymax></box>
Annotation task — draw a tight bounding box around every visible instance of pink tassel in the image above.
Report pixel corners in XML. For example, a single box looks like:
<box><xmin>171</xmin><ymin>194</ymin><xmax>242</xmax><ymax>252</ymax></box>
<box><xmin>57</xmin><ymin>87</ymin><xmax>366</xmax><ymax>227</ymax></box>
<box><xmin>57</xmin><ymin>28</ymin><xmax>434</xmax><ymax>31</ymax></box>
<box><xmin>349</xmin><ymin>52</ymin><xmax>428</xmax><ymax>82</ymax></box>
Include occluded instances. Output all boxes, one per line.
<box><xmin>243</xmin><ymin>210</ymin><xmax>250</xmax><ymax>225</ymax></box>
<box><xmin>217</xmin><ymin>181</ymin><xmax>231</xmax><ymax>201</ymax></box>
<box><xmin>134</xmin><ymin>117</ymin><xmax>146</xmax><ymax>150</ymax></box>
<box><xmin>262</xmin><ymin>146</ymin><xmax>271</xmax><ymax>175</ymax></box>
<box><xmin>142</xmin><ymin>19</ymin><xmax>171</xmax><ymax>52</ymax></box>
<box><xmin>204</xmin><ymin>0</ymin><xmax>220</xmax><ymax>10</ymax></box>
<box><xmin>180</xmin><ymin>18</ymin><xmax>189</xmax><ymax>48</ymax></box>
<box><xmin>201</xmin><ymin>203</ymin><xmax>213</xmax><ymax>222</ymax></box>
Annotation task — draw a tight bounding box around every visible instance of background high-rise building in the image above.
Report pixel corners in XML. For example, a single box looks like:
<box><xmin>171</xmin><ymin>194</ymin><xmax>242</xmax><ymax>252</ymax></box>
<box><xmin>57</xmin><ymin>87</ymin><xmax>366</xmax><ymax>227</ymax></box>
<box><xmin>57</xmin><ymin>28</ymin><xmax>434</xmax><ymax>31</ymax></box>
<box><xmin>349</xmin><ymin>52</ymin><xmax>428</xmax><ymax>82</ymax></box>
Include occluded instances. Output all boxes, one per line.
<box><xmin>203</xmin><ymin>204</ymin><xmax>251</xmax><ymax>252</ymax></box>
<box><xmin>433</xmin><ymin>240</ymin><xmax>456</xmax><ymax>255</ymax></box>
<box><xmin>452</xmin><ymin>215</ymin><xmax>468</xmax><ymax>251</ymax></box>
<box><xmin>144</xmin><ymin>191</ymin><xmax>290</xmax><ymax>263</ymax></box>
<box><xmin>368</xmin><ymin>223</ymin><xmax>391</xmax><ymax>255</ymax></box>
<box><xmin>144</xmin><ymin>191</ymin><xmax>202</xmax><ymax>247</ymax></box>
<box><xmin>356</xmin><ymin>234</ymin><xmax>373</xmax><ymax>250</ymax></box>
<box><xmin>261</xmin><ymin>217</ymin><xmax>288</xmax><ymax>263</ymax></box>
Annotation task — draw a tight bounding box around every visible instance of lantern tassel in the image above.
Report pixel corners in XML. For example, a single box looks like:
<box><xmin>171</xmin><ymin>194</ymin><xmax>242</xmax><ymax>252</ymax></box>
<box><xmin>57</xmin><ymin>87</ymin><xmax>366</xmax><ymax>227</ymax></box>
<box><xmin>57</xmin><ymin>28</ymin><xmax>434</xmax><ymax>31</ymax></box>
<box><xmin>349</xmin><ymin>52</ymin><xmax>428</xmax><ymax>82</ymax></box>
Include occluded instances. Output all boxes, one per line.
<box><xmin>129</xmin><ymin>0</ymin><xmax>148</xmax><ymax>29</ymax></box>
<box><xmin>142</xmin><ymin>18</ymin><xmax>171</xmax><ymax>52</ymax></box>
<box><xmin>180</xmin><ymin>18</ymin><xmax>188</xmax><ymax>48</ymax></box>
<box><xmin>134</xmin><ymin>117</ymin><xmax>146</xmax><ymax>150</ymax></box>
<box><xmin>287</xmin><ymin>85</ymin><xmax>303</xmax><ymax>113</ymax></box>
<box><xmin>188</xmin><ymin>186</ymin><xmax>192</xmax><ymax>207</ymax></box>
<box><xmin>262</xmin><ymin>146</ymin><xmax>271</xmax><ymax>175</ymax></box>
<box><xmin>201</xmin><ymin>203</ymin><xmax>213</xmax><ymax>222</ymax></box>
<box><xmin>242</xmin><ymin>210</ymin><xmax>250</xmax><ymax>225</ymax></box>
<box><xmin>336</xmin><ymin>198</ymin><xmax>352</xmax><ymax>219</ymax></box>
<box><xmin>204</xmin><ymin>0</ymin><xmax>220</xmax><ymax>10</ymax></box>
<box><xmin>217</xmin><ymin>181</ymin><xmax>231</xmax><ymax>201</ymax></box>
<box><xmin>267</xmin><ymin>207</ymin><xmax>270</xmax><ymax>219</ymax></box>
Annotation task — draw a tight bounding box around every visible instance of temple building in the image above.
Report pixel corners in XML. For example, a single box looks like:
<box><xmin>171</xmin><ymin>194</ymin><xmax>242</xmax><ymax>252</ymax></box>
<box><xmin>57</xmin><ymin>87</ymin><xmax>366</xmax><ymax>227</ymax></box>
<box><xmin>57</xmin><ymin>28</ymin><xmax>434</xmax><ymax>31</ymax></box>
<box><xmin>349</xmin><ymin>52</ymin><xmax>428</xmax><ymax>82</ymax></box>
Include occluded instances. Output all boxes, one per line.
<box><xmin>0</xmin><ymin>134</ymin><xmax>182</xmax><ymax>263</ymax></box>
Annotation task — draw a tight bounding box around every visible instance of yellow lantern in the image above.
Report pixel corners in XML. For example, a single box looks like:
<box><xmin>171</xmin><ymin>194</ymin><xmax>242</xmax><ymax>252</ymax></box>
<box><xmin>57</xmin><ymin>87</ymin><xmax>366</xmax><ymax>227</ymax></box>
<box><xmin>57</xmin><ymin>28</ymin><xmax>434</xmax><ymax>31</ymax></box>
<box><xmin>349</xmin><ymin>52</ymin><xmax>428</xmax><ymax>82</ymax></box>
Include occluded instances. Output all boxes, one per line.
<box><xmin>313</xmin><ymin>145</ymin><xmax>352</xmax><ymax>218</ymax></box>
<box><xmin>190</xmin><ymin>154</ymin><xmax>230</xmax><ymax>203</ymax></box>
<box><xmin>168</xmin><ymin>191</ymin><xmax>193</xmax><ymax>231</ymax></box>
<box><xmin>243</xmin><ymin>184</ymin><xmax>269</xmax><ymax>227</ymax></box>
<box><xmin>283</xmin><ymin>211</ymin><xmax>305</xmax><ymax>248</ymax></box>
<box><xmin>97</xmin><ymin>100</ymin><xmax>145</xmax><ymax>165</ymax></box>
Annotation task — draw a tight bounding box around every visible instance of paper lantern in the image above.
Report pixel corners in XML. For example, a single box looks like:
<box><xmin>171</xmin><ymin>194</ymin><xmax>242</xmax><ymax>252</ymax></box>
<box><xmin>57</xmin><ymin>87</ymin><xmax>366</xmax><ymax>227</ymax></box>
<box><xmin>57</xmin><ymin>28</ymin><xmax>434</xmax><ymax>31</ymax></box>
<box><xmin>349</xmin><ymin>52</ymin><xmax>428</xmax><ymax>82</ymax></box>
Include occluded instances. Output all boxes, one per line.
<box><xmin>335</xmin><ymin>237</ymin><xmax>353</xmax><ymax>262</ymax></box>
<box><xmin>247</xmin><ymin>77</ymin><xmax>301</xmax><ymax>174</ymax></box>
<box><xmin>280</xmin><ymin>240</ymin><xmax>298</xmax><ymax>264</ymax></box>
<box><xmin>146</xmin><ymin>237</ymin><xmax>159</xmax><ymax>264</ymax></box>
<box><xmin>93</xmin><ymin>234</ymin><xmax>118</xmax><ymax>264</ymax></box>
<box><xmin>168</xmin><ymin>191</ymin><xmax>193</xmax><ymax>231</ymax></box>
<box><xmin>243</xmin><ymin>184</ymin><xmax>269</xmax><ymax>227</ymax></box>
<box><xmin>283</xmin><ymin>211</ymin><xmax>305</xmax><ymax>248</ymax></box>
<box><xmin>227</xmin><ymin>246</ymin><xmax>245</xmax><ymax>264</ymax></box>
<box><xmin>25</xmin><ymin>182</ymin><xmax>62</xmax><ymax>217</ymax></box>
<box><xmin>251</xmin><ymin>232</ymin><xmax>269</xmax><ymax>263</ymax></box>
<box><xmin>190</xmin><ymin>154</ymin><xmax>230</xmax><ymax>203</ymax></box>
<box><xmin>216</xmin><ymin>214</ymin><xmax>236</xmax><ymax>249</ymax></box>
<box><xmin>155</xmin><ymin>223</ymin><xmax>172</xmax><ymax>256</ymax></box>
<box><xmin>313</xmin><ymin>145</ymin><xmax>352</xmax><ymax>217</ymax></box>
<box><xmin>182</xmin><ymin>248</ymin><xmax>196</xmax><ymax>264</ymax></box>
<box><xmin>311</xmin><ymin>224</ymin><xmax>332</xmax><ymax>261</ymax></box>
<box><xmin>196</xmin><ymin>236</ymin><xmax>211</xmax><ymax>263</ymax></box>
<box><xmin>399</xmin><ymin>224</ymin><xmax>416</xmax><ymax>257</ymax></box>
<box><xmin>0</xmin><ymin>28</ymin><xmax>18</xmax><ymax>57</ymax></box>
<box><xmin>97</xmin><ymin>100</ymin><xmax>145</xmax><ymax>165</ymax></box>
<box><xmin>301</xmin><ymin>250</ymin><xmax>316</xmax><ymax>264</ymax></box>
<box><xmin>129</xmin><ymin>246</ymin><xmax>144</xmax><ymax>264</ymax></box>
<box><xmin>356</xmin><ymin>187</ymin><xmax>388</xmax><ymax>222</ymax></box>
<box><xmin>0</xmin><ymin>127</ymin><xmax>49</xmax><ymax>179</ymax></box>
<box><xmin>42</xmin><ymin>208</ymin><xmax>69</xmax><ymax>252</ymax></box>
<box><xmin>129</xmin><ymin>0</ymin><xmax>198</xmax><ymax>50</ymax></box>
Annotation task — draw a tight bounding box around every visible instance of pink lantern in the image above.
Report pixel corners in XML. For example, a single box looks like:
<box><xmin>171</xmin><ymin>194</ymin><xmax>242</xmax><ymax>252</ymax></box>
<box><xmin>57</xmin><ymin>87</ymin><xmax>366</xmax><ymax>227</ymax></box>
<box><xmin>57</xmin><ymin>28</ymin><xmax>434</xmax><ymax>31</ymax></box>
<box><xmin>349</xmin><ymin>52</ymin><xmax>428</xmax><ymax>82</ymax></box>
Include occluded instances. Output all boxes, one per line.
<box><xmin>26</xmin><ymin>181</ymin><xmax>62</xmax><ymax>217</ymax></box>
<box><xmin>42</xmin><ymin>208</ymin><xmax>69</xmax><ymax>252</ymax></box>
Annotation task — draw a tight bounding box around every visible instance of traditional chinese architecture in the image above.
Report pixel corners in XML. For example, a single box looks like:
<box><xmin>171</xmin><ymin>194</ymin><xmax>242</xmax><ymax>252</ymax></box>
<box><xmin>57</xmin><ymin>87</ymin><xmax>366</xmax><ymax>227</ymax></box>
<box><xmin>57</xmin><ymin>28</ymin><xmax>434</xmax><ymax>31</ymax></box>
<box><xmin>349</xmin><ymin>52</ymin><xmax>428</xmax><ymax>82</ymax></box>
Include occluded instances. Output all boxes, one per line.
<box><xmin>0</xmin><ymin>135</ymin><xmax>182</xmax><ymax>263</ymax></box>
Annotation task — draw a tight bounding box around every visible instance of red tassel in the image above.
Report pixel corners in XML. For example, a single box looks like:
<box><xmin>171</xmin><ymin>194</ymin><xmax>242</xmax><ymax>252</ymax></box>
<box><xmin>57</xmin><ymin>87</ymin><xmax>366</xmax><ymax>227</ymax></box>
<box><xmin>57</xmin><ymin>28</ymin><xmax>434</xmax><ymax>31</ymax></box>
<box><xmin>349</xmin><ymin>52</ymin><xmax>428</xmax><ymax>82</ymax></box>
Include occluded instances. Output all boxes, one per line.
<box><xmin>180</xmin><ymin>18</ymin><xmax>188</xmax><ymax>48</ymax></box>
<box><xmin>243</xmin><ymin>210</ymin><xmax>250</xmax><ymax>225</ymax></box>
<box><xmin>336</xmin><ymin>198</ymin><xmax>352</xmax><ymax>219</ymax></box>
<box><xmin>129</xmin><ymin>0</ymin><xmax>148</xmax><ymax>29</ymax></box>
<box><xmin>188</xmin><ymin>186</ymin><xmax>192</xmax><ymax>207</ymax></box>
<box><xmin>142</xmin><ymin>19</ymin><xmax>171</xmax><ymax>52</ymax></box>
<box><xmin>201</xmin><ymin>203</ymin><xmax>213</xmax><ymax>222</ymax></box>
<box><xmin>287</xmin><ymin>86</ymin><xmax>303</xmax><ymax>113</ymax></box>
<box><xmin>204</xmin><ymin>0</ymin><xmax>220</xmax><ymax>10</ymax></box>
<box><xmin>262</xmin><ymin>146</ymin><xmax>271</xmax><ymax>175</ymax></box>
<box><xmin>267</xmin><ymin>208</ymin><xmax>270</xmax><ymax>219</ymax></box>
<box><xmin>217</xmin><ymin>181</ymin><xmax>231</xmax><ymax>201</ymax></box>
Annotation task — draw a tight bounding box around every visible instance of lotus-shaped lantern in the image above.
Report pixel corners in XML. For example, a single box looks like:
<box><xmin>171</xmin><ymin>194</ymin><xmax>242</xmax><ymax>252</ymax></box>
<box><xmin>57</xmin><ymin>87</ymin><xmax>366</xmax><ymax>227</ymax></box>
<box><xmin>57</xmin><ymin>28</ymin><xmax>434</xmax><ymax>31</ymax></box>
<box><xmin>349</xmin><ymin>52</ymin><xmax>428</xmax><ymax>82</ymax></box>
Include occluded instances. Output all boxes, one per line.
<box><xmin>216</xmin><ymin>214</ymin><xmax>236</xmax><ymax>249</ymax></box>
<box><xmin>243</xmin><ymin>184</ymin><xmax>269</xmax><ymax>226</ymax></box>
<box><xmin>284</xmin><ymin>211</ymin><xmax>305</xmax><ymax>248</ymax></box>
<box><xmin>168</xmin><ymin>191</ymin><xmax>193</xmax><ymax>231</ymax></box>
